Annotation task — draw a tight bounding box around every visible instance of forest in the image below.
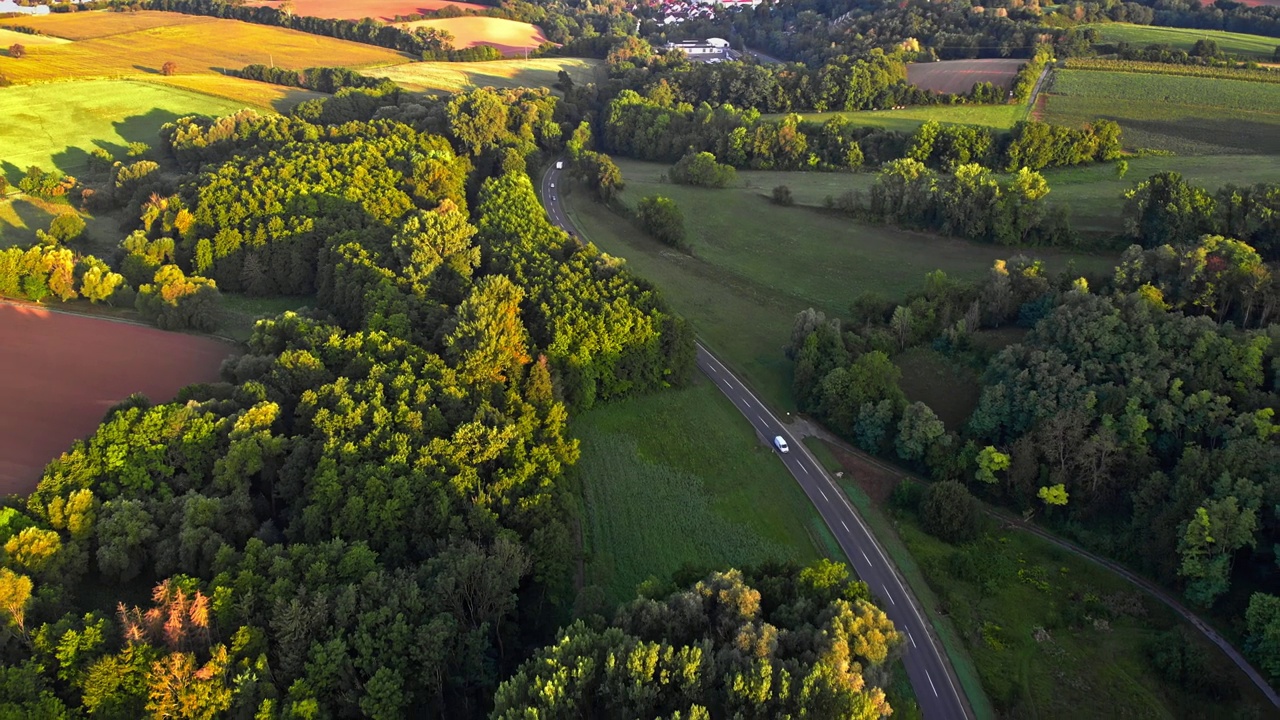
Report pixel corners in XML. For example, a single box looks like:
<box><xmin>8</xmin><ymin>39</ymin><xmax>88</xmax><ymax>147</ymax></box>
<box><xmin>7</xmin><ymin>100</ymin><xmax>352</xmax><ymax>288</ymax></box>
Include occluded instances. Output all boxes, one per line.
<box><xmin>0</xmin><ymin>72</ymin><xmax>913</xmax><ymax>716</ymax></box>
<box><xmin>786</xmin><ymin>170</ymin><xmax>1280</xmax><ymax>685</ymax></box>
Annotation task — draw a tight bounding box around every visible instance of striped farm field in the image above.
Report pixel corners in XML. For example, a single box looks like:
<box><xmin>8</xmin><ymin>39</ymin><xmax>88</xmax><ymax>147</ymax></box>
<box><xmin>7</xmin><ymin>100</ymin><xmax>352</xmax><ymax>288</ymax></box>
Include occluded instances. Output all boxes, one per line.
<box><xmin>907</xmin><ymin>58</ymin><xmax>1025</xmax><ymax>94</ymax></box>
<box><xmin>0</xmin><ymin>14</ymin><xmax>410</xmax><ymax>83</ymax></box>
<box><xmin>398</xmin><ymin>16</ymin><xmax>547</xmax><ymax>55</ymax></box>
<box><xmin>1040</xmin><ymin>68</ymin><xmax>1280</xmax><ymax>155</ymax></box>
<box><xmin>0</xmin><ymin>28</ymin><xmax>70</xmax><ymax>48</ymax></box>
<box><xmin>1084</xmin><ymin>22</ymin><xmax>1280</xmax><ymax>58</ymax></box>
<box><xmin>0</xmin><ymin>9</ymin><xmax>207</xmax><ymax>40</ymax></box>
<box><xmin>364</xmin><ymin>56</ymin><xmax>601</xmax><ymax>93</ymax></box>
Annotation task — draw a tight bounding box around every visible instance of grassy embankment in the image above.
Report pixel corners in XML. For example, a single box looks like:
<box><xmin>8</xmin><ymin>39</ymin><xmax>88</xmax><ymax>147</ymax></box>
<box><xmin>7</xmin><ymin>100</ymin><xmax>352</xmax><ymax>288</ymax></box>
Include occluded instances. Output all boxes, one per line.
<box><xmin>1083</xmin><ymin>22</ymin><xmax>1280</xmax><ymax>59</ymax></box>
<box><xmin>564</xmin><ymin>158</ymin><xmax>1115</xmax><ymax>410</ymax></box>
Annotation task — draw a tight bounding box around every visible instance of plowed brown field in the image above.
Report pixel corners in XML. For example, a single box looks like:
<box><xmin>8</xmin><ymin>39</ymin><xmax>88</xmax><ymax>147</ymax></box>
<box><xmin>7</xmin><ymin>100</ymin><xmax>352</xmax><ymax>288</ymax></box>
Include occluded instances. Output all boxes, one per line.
<box><xmin>907</xmin><ymin>58</ymin><xmax>1025</xmax><ymax>95</ymax></box>
<box><xmin>0</xmin><ymin>303</ymin><xmax>233</xmax><ymax>494</ymax></box>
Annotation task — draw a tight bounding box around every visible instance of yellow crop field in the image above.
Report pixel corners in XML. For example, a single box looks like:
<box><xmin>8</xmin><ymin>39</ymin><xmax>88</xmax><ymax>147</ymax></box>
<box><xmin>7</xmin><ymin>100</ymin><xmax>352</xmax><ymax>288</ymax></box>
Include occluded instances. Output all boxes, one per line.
<box><xmin>365</xmin><ymin>57</ymin><xmax>602</xmax><ymax>94</ymax></box>
<box><xmin>0</xmin><ymin>16</ymin><xmax>410</xmax><ymax>83</ymax></box>
<box><xmin>0</xmin><ymin>10</ymin><xmax>209</xmax><ymax>41</ymax></box>
<box><xmin>0</xmin><ymin>28</ymin><xmax>71</xmax><ymax>48</ymax></box>
<box><xmin>145</xmin><ymin>75</ymin><xmax>324</xmax><ymax>112</ymax></box>
<box><xmin>398</xmin><ymin>17</ymin><xmax>548</xmax><ymax>55</ymax></box>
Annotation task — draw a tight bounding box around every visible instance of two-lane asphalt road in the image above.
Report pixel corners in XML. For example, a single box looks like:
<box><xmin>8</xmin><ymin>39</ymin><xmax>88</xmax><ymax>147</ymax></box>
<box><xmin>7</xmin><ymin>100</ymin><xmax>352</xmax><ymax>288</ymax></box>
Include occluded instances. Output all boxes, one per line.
<box><xmin>539</xmin><ymin>161</ymin><xmax>972</xmax><ymax>719</ymax></box>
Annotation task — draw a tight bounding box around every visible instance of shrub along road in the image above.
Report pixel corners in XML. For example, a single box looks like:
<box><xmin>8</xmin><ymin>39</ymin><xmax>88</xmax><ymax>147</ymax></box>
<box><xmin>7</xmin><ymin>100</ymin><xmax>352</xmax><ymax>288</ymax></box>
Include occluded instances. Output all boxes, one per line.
<box><xmin>540</xmin><ymin>161</ymin><xmax>974</xmax><ymax>720</ymax></box>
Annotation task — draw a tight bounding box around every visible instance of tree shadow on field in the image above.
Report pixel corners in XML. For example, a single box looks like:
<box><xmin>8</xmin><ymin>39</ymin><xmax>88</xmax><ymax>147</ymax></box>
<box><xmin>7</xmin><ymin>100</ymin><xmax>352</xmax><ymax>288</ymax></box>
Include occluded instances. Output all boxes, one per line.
<box><xmin>1</xmin><ymin>160</ymin><xmax>23</xmax><ymax>187</ymax></box>
<box><xmin>0</xmin><ymin>196</ymin><xmax>56</xmax><ymax>249</ymax></box>
<box><xmin>50</xmin><ymin>146</ymin><xmax>91</xmax><ymax>177</ymax></box>
<box><xmin>131</xmin><ymin>64</ymin><xmax>162</xmax><ymax>75</ymax></box>
<box><xmin>112</xmin><ymin>107</ymin><xmax>187</xmax><ymax>152</ymax></box>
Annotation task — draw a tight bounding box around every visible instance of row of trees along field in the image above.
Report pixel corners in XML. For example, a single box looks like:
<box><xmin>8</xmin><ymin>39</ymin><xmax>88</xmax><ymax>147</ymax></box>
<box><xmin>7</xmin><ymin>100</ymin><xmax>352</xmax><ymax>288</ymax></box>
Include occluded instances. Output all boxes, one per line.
<box><xmin>787</xmin><ymin>173</ymin><xmax>1280</xmax><ymax>685</ymax></box>
<box><xmin>0</xmin><ymin>82</ymin><xmax>908</xmax><ymax>716</ymax></box>
<box><xmin>600</xmin><ymin>43</ymin><xmax>1012</xmax><ymax>115</ymax></box>
<box><xmin>646</xmin><ymin>0</ymin><xmax>1071</xmax><ymax>65</ymax></box>
<box><xmin>598</xmin><ymin>89</ymin><xmax>1121</xmax><ymax>174</ymax></box>
<box><xmin>1053</xmin><ymin>0</ymin><xmax>1280</xmax><ymax>40</ymax></box>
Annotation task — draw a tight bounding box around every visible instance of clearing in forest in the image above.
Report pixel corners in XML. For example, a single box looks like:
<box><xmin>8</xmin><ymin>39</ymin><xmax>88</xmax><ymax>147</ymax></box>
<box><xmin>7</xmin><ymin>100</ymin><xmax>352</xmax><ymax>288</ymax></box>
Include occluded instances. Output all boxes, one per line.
<box><xmin>364</xmin><ymin>56</ymin><xmax>600</xmax><ymax>93</ymax></box>
<box><xmin>244</xmin><ymin>0</ymin><xmax>489</xmax><ymax>22</ymax></box>
<box><xmin>0</xmin><ymin>13</ymin><xmax>408</xmax><ymax>83</ymax></box>
<box><xmin>573</xmin><ymin>378</ymin><xmax>839</xmax><ymax>604</ymax></box>
<box><xmin>0</xmin><ymin>303</ymin><xmax>232</xmax><ymax>494</ymax></box>
<box><xmin>907</xmin><ymin>58</ymin><xmax>1025</xmax><ymax>95</ymax></box>
<box><xmin>398</xmin><ymin>17</ymin><xmax>548</xmax><ymax>55</ymax></box>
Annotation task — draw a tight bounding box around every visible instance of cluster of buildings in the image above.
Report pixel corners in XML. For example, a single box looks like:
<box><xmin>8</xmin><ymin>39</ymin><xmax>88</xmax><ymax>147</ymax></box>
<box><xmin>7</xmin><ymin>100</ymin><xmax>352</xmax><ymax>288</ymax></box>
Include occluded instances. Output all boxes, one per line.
<box><xmin>0</xmin><ymin>1</ymin><xmax>52</xmax><ymax>16</ymax></box>
<box><xmin>655</xmin><ymin>0</ymin><xmax>761</xmax><ymax>26</ymax></box>
<box><xmin>662</xmin><ymin>37</ymin><xmax>742</xmax><ymax>63</ymax></box>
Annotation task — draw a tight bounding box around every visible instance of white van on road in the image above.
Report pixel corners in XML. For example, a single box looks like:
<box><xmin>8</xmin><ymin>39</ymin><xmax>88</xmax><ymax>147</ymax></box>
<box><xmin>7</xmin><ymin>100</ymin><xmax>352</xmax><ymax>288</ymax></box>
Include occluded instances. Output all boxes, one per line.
<box><xmin>774</xmin><ymin>436</ymin><xmax>789</xmax><ymax>453</ymax></box>
<box><xmin>555</xmin><ymin>161</ymin><xmax>563</xmax><ymax>169</ymax></box>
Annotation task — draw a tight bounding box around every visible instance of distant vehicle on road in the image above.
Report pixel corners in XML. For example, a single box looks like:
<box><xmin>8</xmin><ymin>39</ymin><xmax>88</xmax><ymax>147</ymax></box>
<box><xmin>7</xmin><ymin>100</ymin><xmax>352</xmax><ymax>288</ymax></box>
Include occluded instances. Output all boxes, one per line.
<box><xmin>555</xmin><ymin>161</ymin><xmax>563</xmax><ymax>169</ymax></box>
<box><xmin>550</xmin><ymin>182</ymin><xmax>555</xmax><ymax>188</ymax></box>
<box><xmin>774</xmin><ymin>435</ymin><xmax>789</xmax><ymax>453</ymax></box>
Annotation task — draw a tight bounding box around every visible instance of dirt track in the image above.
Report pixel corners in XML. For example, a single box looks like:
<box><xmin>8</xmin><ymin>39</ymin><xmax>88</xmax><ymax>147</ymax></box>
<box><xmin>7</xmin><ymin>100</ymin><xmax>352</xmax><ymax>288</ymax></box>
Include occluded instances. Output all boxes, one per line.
<box><xmin>0</xmin><ymin>303</ymin><xmax>233</xmax><ymax>494</ymax></box>
<box><xmin>907</xmin><ymin>58</ymin><xmax>1025</xmax><ymax>94</ymax></box>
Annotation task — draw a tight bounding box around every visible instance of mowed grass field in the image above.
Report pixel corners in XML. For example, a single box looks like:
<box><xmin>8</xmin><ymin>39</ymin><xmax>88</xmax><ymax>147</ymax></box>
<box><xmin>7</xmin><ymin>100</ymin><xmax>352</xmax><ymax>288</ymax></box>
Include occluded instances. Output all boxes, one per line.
<box><xmin>364</xmin><ymin>56</ymin><xmax>600</xmax><ymax>93</ymax></box>
<box><xmin>0</xmin><ymin>11</ymin><xmax>409</xmax><ymax>83</ymax></box>
<box><xmin>1040</xmin><ymin>68</ymin><xmax>1280</xmax><ymax>155</ymax></box>
<box><xmin>564</xmin><ymin>159</ymin><xmax>1114</xmax><ymax>409</ymax></box>
<box><xmin>907</xmin><ymin>58</ymin><xmax>1025</xmax><ymax>94</ymax></box>
<box><xmin>887</xmin><ymin>500</ymin><xmax>1275</xmax><ymax>718</ymax></box>
<box><xmin>398</xmin><ymin>17</ymin><xmax>547</xmax><ymax>54</ymax></box>
<box><xmin>573</xmin><ymin>377</ymin><xmax>841</xmax><ymax>604</ymax></box>
<box><xmin>1043</xmin><ymin>154</ymin><xmax>1280</xmax><ymax>237</ymax></box>
<box><xmin>774</xmin><ymin>103</ymin><xmax>1028</xmax><ymax>133</ymax></box>
<box><xmin>1084</xmin><ymin>22</ymin><xmax>1280</xmax><ymax>58</ymax></box>
<box><xmin>0</xmin><ymin>79</ymin><xmax>259</xmax><ymax>179</ymax></box>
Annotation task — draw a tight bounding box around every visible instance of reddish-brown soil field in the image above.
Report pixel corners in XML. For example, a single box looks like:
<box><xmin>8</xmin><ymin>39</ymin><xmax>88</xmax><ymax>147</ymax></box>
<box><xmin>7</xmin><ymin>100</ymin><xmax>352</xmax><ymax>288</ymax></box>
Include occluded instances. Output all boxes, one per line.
<box><xmin>246</xmin><ymin>0</ymin><xmax>489</xmax><ymax>22</ymax></box>
<box><xmin>907</xmin><ymin>58</ymin><xmax>1025</xmax><ymax>94</ymax></box>
<box><xmin>0</xmin><ymin>303</ymin><xmax>233</xmax><ymax>494</ymax></box>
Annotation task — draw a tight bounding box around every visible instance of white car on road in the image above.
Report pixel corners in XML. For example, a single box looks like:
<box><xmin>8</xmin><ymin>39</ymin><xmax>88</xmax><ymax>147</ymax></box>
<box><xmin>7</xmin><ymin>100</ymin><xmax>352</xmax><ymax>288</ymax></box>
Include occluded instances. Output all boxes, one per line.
<box><xmin>774</xmin><ymin>436</ymin><xmax>789</xmax><ymax>453</ymax></box>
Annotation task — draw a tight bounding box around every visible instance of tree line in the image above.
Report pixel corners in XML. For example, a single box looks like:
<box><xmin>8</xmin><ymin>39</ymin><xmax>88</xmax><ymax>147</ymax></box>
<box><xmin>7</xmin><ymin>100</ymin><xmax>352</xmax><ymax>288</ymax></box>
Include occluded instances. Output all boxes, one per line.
<box><xmin>600</xmin><ymin>90</ymin><xmax>1122</xmax><ymax>175</ymax></box>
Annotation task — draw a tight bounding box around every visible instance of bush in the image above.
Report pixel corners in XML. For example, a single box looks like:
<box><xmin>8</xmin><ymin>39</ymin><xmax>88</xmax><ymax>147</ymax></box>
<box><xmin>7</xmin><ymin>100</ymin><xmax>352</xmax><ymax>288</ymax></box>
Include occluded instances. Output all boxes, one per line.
<box><xmin>669</xmin><ymin>151</ymin><xmax>736</xmax><ymax>188</ymax></box>
<box><xmin>48</xmin><ymin>213</ymin><xmax>86</xmax><ymax>244</ymax></box>
<box><xmin>635</xmin><ymin>195</ymin><xmax>686</xmax><ymax>249</ymax></box>
<box><xmin>161</xmin><ymin>61</ymin><xmax>178</xmax><ymax>76</ymax></box>
<box><xmin>920</xmin><ymin>481</ymin><xmax>979</xmax><ymax>543</ymax></box>
<box><xmin>8</xmin><ymin>44</ymin><xmax>25</xmax><ymax>59</ymax></box>
<box><xmin>771</xmin><ymin>185</ymin><xmax>794</xmax><ymax>206</ymax></box>
<box><xmin>126</xmin><ymin>142</ymin><xmax>150</xmax><ymax>158</ymax></box>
